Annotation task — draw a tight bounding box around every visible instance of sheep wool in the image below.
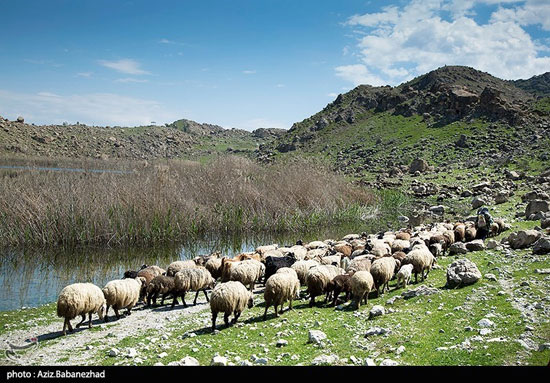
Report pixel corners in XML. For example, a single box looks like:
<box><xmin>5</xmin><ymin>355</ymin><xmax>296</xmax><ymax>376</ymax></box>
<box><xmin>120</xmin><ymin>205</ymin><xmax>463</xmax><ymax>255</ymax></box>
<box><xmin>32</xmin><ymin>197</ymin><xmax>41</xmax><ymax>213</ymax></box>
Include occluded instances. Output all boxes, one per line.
<box><xmin>350</xmin><ymin>270</ymin><xmax>374</xmax><ymax>309</ymax></box>
<box><xmin>291</xmin><ymin>259</ymin><xmax>320</xmax><ymax>284</ymax></box>
<box><xmin>57</xmin><ymin>283</ymin><xmax>106</xmax><ymax>335</ymax></box>
<box><xmin>222</xmin><ymin>259</ymin><xmax>264</xmax><ymax>291</ymax></box>
<box><xmin>166</xmin><ymin>260</ymin><xmax>198</xmax><ymax>276</ymax></box>
<box><xmin>210</xmin><ymin>281</ymin><xmax>254</xmax><ymax>331</ymax></box>
<box><xmin>403</xmin><ymin>245</ymin><xmax>435</xmax><ymax>284</ymax></box>
<box><xmin>370</xmin><ymin>257</ymin><xmax>398</xmax><ymax>296</ymax></box>
<box><xmin>305</xmin><ymin>264</ymin><xmax>345</xmax><ymax>306</ymax></box>
<box><xmin>172</xmin><ymin>267</ymin><xmax>215</xmax><ymax>308</ymax></box>
<box><xmin>205</xmin><ymin>257</ymin><xmax>223</xmax><ymax>280</ymax></box>
<box><xmin>102</xmin><ymin>278</ymin><xmax>143</xmax><ymax>320</ymax></box>
<box><xmin>396</xmin><ymin>264</ymin><xmax>414</xmax><ymax>289</ymax></box>
<box><xmin>263</xmin><ymin>272</ymin><xmax>300</xmax><ymax>320</ymax></box>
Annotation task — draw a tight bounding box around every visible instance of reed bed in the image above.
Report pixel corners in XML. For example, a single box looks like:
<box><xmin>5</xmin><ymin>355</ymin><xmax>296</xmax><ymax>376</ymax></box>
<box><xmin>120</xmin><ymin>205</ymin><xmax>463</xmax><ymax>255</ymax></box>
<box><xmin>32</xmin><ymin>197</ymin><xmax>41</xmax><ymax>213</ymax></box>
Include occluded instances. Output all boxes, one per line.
<box><xmin>0</xmin><ymin>156</ymin><xmax>376</xmax><ymax>246</ymax></box>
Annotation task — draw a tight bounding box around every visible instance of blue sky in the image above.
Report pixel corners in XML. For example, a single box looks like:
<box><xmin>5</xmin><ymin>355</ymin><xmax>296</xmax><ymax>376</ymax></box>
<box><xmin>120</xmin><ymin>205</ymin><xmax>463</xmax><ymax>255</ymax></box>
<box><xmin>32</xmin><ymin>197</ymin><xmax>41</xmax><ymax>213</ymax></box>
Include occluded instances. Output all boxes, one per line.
<box><xmin>0</xmin><ymin>0</ymin><xmax>549</xmax><ymax>129</ymax></box>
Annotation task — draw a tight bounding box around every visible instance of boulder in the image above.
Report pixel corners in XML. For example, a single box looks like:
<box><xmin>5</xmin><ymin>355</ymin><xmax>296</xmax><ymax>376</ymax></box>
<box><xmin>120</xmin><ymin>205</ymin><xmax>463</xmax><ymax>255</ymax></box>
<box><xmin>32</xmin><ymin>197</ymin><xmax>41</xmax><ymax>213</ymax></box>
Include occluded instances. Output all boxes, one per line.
<box><xmin>211</xmin><ymin>356</ymin><xmax>228</xmax><ymax>366</ymax></box>
<box><xmin>472</xmin><ymin>197</ymin><xmax>486</xmax><ymax>209</ymax></box>
<box><xmin>449</xmin><ymin>242</ymin><xmax>468</xmax><ymax>255</ymax></box>
<box><xmin>446</xmin><ymin>259</ymin><xmax>482</xmax><ymax>288</ymax></box>
<box><xmin>525</xmin><ymin>200</ymin><xmax>549</xmax><ymax>219</ymax></box>
<box><xmin>542</xmin><ymin>218</ymin><xmax>550</xmax><ymax>229</ymax></box>
<box><xmin>465</xmin><ymin>240</ymin><xmax>485</xmax><ymax>252</ymax></box>
<box><xmin>401</xmin><ymin>285</ymin><xmax>439</xmax><ymax>299</ymax></box>
<box><xmin>429</xmin><ymin>205</ymin><xmax>445</xmax><ymax>215</ymax></box>
<box><xmin>532</xmin><ymin>237</ymin><xmax>550</xmax><ymax>255</ymax></box>
<box><xmin>455</xmin><ymin>134</ymin><xmax>470</xmax><ymax>148</ymax></box>
<box><xmin>308</xmin><ymin>330</ymin><xmax>327</xmax><ymax>345</ymax></box>
<box><xmin>369</xmin><ymin>305</ymin><xmax>385</xmax><ymax>319</ymax></box>
<box><xmin>409</xmin><ymin>158</ymin><xmax>429</xmax><ymax>174</ymax></box>
<box><xmin>495</xmin><ymin>192</ymin><xmax>508</xmax><ymax>204</ymax></box>
<box><xmin>507</xmin><ymin>230</ymin><xmax>542</xmax><ymax>249</ymax></box>
<box><xmin>16</xmin><ymin>116</ymin><xmax>24</xmax><ymax>123</ymax></box>
<box><xmin>180</xmin><ymin>356</ymin><xmax>200</xmax><ymax>366</ymax></box>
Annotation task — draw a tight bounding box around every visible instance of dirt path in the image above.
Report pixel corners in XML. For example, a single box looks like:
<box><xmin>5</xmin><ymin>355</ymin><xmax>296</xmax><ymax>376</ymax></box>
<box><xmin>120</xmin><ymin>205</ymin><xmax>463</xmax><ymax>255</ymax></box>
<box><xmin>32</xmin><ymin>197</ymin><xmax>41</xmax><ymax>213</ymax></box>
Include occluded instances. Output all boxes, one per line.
<box><xmin>0</xmin><ymin>296</ymin><xmax>212</xmax><ymax>366</ymax></box>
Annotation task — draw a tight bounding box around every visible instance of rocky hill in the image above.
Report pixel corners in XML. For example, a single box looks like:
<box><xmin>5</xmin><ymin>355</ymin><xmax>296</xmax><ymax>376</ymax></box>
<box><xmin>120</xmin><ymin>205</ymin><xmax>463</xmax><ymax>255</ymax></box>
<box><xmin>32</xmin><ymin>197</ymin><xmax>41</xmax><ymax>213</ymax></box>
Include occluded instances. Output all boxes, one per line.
<box><xmin>0</xmin><ymin>116</ymin><xmax>285</xmax><ymax>161</ymax></box>
<box><xmin>511</xmin><ymin>72</ymin><xmax>550</xmax><ymax>98</ymax></box>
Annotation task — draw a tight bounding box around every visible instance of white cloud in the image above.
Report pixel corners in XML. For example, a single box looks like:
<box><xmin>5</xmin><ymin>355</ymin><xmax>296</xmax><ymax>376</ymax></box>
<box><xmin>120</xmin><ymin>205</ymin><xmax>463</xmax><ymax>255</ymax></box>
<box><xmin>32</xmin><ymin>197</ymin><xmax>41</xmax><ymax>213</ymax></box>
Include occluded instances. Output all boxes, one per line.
<box><xmin>98</xmin><ymin>59</ymin><xmax>150</xmax><ymax>75</ymax></box>
<box><xmin>236</xmin><ymin>118</ymin><xmax>287</xmax><ymax>131</ymax></box>
<box><xmin>76</xmin><ymin>72</ymin><xmax>93</xmax><ymax>78</ymax></box>
<box><xmin>335</xmin><ymin>64</ymin><xmax>387</xmax><ymax>86</ymax></box>
<box><xmin>114</xmin><ymin>78</ymin><xmax>149</xmax><ymax>83</ymax></box>
<box><xmin>0</xmin><ymin>89</ymin><xmax>178</xmax><ymax>127</ymax></box>
<box><xmin>242</xmin><ymin>70</ymin><xmax>257</xmax><ymax>74</ymax></box>
<box><xmin>337</xmin><ymin>0</ymin><xmax>550</xmax><ymax>86</ymax></box>
<box><xmin>275</xmin><ymin>83</ymin><xmax>285</xmax><ymax>88</ymax></box>
<box><xmin>327</xmin><ymin>92</ymin><xmax>339</xmax><ymax>98</ymax></box>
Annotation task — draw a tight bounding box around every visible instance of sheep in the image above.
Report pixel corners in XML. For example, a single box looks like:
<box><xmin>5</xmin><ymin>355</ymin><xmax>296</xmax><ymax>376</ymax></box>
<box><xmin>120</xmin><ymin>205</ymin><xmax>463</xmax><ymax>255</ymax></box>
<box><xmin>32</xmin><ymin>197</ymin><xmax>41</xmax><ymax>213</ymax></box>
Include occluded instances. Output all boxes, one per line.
<box><xmin>221</xmin><ymin>259</ymin><xmax>264</xmax><ymax>291</ymax></box>
<box><xmin>264</xmin><ymin>253</ymin><xmax>297</xmax><ymax>283</ymax></box>
<box><xmin>263</xmin><ymin>272</ymin><xmax>300</xmax><ymax>320</ymax></box>
<box><xmin>56</xmin><ymin>283</ymin><xmax>106</xmax><ymax>336</ymax></box>
<box><xmin>205</xmin><ymin>257</ymin><xmax>223</xmax><ymax>280</ymax></box>
<box><xmin>395</xmin><ymin>231</ymin><xmax>411</xmax><ymax>241</ymax></box>
<box><xmin>171</xmin><ymin>267</ymin><xmax>216</xmax><ymax>308</ymax></box>
<box><xmin>454</xmin><ymin>223</ymin><xmax>466</xmax><ymax>242</ymax></box>
<box><xmin>234</xmin><ymin>252</ymin><xmax>263</xmax><ymax>262</ymax></box>
<box><xmin>370</xmin><ymin>240</ymin><xmax>391</xmax><ymax>257</ymax></box>
<box><xmin>350</xmin><ymin>271</ymin><xmax>374</xmax><ymax>309</ymax></box>
<box><xmin>333</xmin><ymin>242</ymin><xmax>352</xmax><ymax>257</ymax></box>
<box><xmin>146</xmin><ymin>275</ymin><xmax>176</xmax><ymax>306</ymax></box>
<box><xmin>305</xmin><ymin>264</ymin><xmax>345</xmax><ymax>307</ymax></box>
<box><xmin>402</xmin><ymin>244</ymin><xmax>435</xmax><ymax>284</ymax></box>
<box><xmin>370</xmin><ymin>257</ymin><xmax>399</xmax><ymax>297</ymax></box>
<box><xmin>275</xmin><ymin>267</ymin><xmax>299</xmax><ymax>279</ymax></box>
<box><xmin>465</xmin><ymin>225</ymin><xmax>477</xmax><ymax>242</ymax></box>
<box><xmin>392</xmin><ymin>251</ymin><xmax>407</xmax><ymax>264</ymax></box>
<box><xmin>395</xmin><ymin>264</ymin><xmax>414</xmax><ymax>289</ymax></box>
<box><xmin>327</xmin><ymin>274</ymin><xmax>352</xmax><ymax>306</ymax></box>
<box><xmin>166</xmin><ymin>260</ymin><xmax>198</xmax><ymax>276</ymax></box>
<box><xmin>123</xmin><ymin>264</ymin><xmax>148</xmax><ymax>279</ymax></box>
<box><xmin>319</xmin><ymin>254</ymin><xmax>341</xmax><ymax>266</ymax></box>
<box><xmin>391</xmin><ymin>239</ymin><xmax>410</xmax><ymax>253</ymax></box>
<box><xmin>135</xmin><ymin>265</ymin><xmax>166</xmax><ymax>302</ymax></box>
<box><xmin>102</xmin><ymin>277</ymin><xmax>145</xmax><ymax>321</ymax></box>
<box><xmin>346</xmin><ymin>256</ymin><xmax>371</xmax><ymax>273</ymax></box>
<box><xmin>192</xmin><ymin>252</ymin><xmax>221</xmax><ymax>266</ymax></box>
<box><xmin>429</xmin><ymin>242</ymin><xmax>443</xmax><ymax>257</ymax></box>
<box><xmin>210</xmin><ymin>281</ymin><xmax>254</xmax><ymax>331</ymax></box>
<box><xmin>291</xmin><ymin>259</ymin><xmax>320</xmax><ymax>285</ymax></box>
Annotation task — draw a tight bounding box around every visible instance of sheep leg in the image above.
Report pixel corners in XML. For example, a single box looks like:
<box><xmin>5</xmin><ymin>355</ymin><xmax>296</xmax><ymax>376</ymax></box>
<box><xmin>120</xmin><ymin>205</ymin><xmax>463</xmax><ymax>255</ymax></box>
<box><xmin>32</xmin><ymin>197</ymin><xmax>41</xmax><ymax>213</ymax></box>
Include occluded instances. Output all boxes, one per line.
<box><xmin>67</xmin><ymin>320</ymin><xmax>74</xmax><ymax>333</ymax></box>
<box><xmin>233</xmin><ymin>311</ymin><xmax>242</xmax><ymax>324</ymax></box>
<box><xmin>289</xmin><ymin>298</ymin><xmax>293</xmax><ymax>311</ymax></box>
<box><xmin>211</xmin><ymin>312</ymin><xmax>218</xmax><ymax>331</ymax></box>
<box><xmin>181</xmin><ymin>292</ymin><xmax>188</xmax><ymax>308</ymax></box>
<box><xmin>104</xmin><ymin>305</ymin><xmax>110</xmax><ymax>322</ymax></box>
<box><xmin>114</xmin><ymin>307</ymin><xmax>121</xmax><ymax>320</ymax></box>
<box><xmin>62</xmin><ymin>318</ymin><xmax>68</xmax><ymax>336</ymax></box>
<box><xmin>274</xmin><ymin>305</ymin><xmax>279</xmax><ymax>317</ymax></box>
<box><xmin>309</xmin><ymin>295</ymin><xmax>315</xmax><ymax>307</ymax></box>
<box><xmin>263</xmin><ymin>305</ymin><xmax>269</xmax><ymax>321</ymax></box>
<box><xmin>160</xmin><ymin>293</ymin><xmax>167</xmax><ymax>306</ymax></box>
<box><xmin>76</xmin><ymin>314</ymin><xmax>86</xmax><ymax>328</ymax></box>
<box><xmin>88</xmin><ymin>313</ymin><xmax>93</xmax><ymax>328</ymax></box>
<box><xmin>170</xmin><ymin>294</ymin><xmax>179</xmax><ymax>309</ymax></box>
<box><xmin>415</xmin><ymin>272</ymin><xmax>418</xmax><ymax>284</ymax></box>
<box><xmin>203</xmin><ymin>289</ymin><xmax>209</xmax><ymax>302</ymax></box>
<box><xmin>224</xmin><ymin>312</ymin><xmax>230</xmax><ymax>327</ymax></box>
<box><xmin>193</xmin><ymin>290</ymin><xmax>200</xmax><ymax>305</ymax></box>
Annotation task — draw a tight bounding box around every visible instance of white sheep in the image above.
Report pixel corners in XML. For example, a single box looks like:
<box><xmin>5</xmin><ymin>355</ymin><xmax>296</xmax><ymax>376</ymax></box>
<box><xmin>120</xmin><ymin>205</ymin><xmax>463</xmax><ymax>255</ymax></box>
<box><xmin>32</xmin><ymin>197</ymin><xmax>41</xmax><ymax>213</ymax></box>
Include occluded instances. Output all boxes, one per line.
<box><xmin>221</xmin><ymin>259</ymin><xmax>264</xmax><ymax>291</ymax></box>
<box><xmin>395</xmin><ymin>264</ymin><xmax>414</xmax><ymax>289</ymax></box>
<box><xmin>350</xmin><ymin>270</ymin><xmax>374</xmax><ymax>309</ymax></box>
<box><xmin>102</xmin><ymin>277</ymin><xmax>145</xmax><ymax>321</ymax></box>
<box><xmin>305</xmin><ymin>264</ymin><xmax>345</xmax><ymax>307</ymax></box>
<box><xmin>166</xmin><ymin>260</ymin><xmax>198</xmax><ymax>276</ymax></box>
<box><xmin>370</xmin><ymin>257</ymin><xmax>399</xmax><ymax>296</ymax></box>
<box><xmin>172</xmin><ymin>267</ymin><xmax>215</xmax><ymax>308</ymax></box>
<box><xmin>205</xmin><ymin>257</ymin><xmax>223</xmax><ymax>280</ymax></box>
<box><xmin>263</xmin><ymin>272</ymin><xmax>300</xmax><ymax>320</ymax></box>
<box><xmin>210</xmin><ymin>281</ymin><xmax>254</xmax><ymax>331</ymax></box>
<box><xmin>403</xmin><ymin>243</ymin><xmax>435</xmax><ymax>283</ymax></box>
<box><xmin>291</xmin><ymin>259</ymin><xmax>320</xmax><ymax>285</ymax></box>
<box><xmin>57</xmin><ymin>283</ymin><xmax>106</xmax><ymax>335</ymax></box>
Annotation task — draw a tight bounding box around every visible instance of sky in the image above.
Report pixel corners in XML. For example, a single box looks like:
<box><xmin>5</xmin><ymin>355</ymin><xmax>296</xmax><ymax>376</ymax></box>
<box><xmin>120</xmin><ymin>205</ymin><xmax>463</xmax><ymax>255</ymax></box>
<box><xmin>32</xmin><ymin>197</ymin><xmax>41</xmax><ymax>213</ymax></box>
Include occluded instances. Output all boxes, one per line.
<box><xmin>0</xmin><ymin>0</ymin><xmax>549</xmax><ymax>129</ymax></box>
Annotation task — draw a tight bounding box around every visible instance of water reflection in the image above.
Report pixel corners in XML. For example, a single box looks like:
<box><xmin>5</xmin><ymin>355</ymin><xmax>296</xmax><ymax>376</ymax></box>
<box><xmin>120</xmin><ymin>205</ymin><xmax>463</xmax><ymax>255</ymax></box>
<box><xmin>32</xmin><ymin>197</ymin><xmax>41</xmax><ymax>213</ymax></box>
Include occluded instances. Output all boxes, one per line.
<box><xmin>0</xmin><ymin>224</ymin><xmax>364</xmax><ymax>311</ymax></box>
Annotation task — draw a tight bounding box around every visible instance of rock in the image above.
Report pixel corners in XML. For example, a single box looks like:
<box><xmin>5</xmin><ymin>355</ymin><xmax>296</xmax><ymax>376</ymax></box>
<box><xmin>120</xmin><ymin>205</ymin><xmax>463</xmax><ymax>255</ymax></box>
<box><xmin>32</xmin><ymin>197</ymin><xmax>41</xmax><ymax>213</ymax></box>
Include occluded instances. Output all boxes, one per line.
<box><xmin>85</xmin><ymin>345</ymin><xmax>94</xmax><ymax>350</ymax></box>
<box><xmin>380</xmin><ymin>359</ymin><xmax>399</xmax><ymax>366</ymax></box>
<box><xmin>252</xmin><ymin>356</ymin><xmax>268</xmax><ymax>365</ymax></box>
<box><xmin>522</xmin><ymin>191</ymin><xmax>549</xmax><ymax>202</ymax></box>
<box><xmin>449</xmin><ymin>242</ymin><xmax>469</xmax><ymax>255</ymax></box>
<box><xmin>308</xmin><ymin>330</ymin><xmax>327</xmax><ymax>345</ymax></box>
<box><xmin>429</xmin><ymin>205</ymin><xmax>446</xmax><ymax>215</ymax></box>
<box><xmin>126</xmin><ymin>348</ymin><xmax>137</xmax><ymax>358</ymax></box>
<box><xmin>446</xmin><ymin>259</ymin><xmax>482</xmax><ymax>288</ymax></box>
<box><xmin>479</xmin><ymin>329</ymin><xmax>492</xmax><ymax>336</ymax></box>
<box><xmin>495</xmin><ymin>192</ymin><xmax>508</xmax><ymax>204</ymax></box>
<box><xmin>410</xmin><ymin>158</ymin><xmax>429</xmax><ymax>174</ymax></box>
<box><xmin>16</xmin><ymin>116</ymin><xmax>24</xmax><ymax>123</ymax></box>
<box><xmin>396</xmin><ymin>346</ymin><xmax>405</xmax><ymax>355</ymax></box>
<box><xmin>478</xmin><ymin>318</ymin><xmax>495</xmax><ymax>328</ymax></box>
<box><xmin>534</xmin><ymin>268</ymin><xmax>550</xmax><ymax>274</ymax></box>
<box><xmin>455</xmin><ymin>134</ymin><xmax>470</xmax><ymax>148</ymax></box>
<box><xmin>180</xmin><ymin>356</ymin><xmax>200</xmax><ymax>366</ymax></box>
<box><xmin>108</xmin><ymin>348</ymin><xmax>120</xmax><ymax>357</ymax></box>
<box><xmin>525</xmin><ymin>200</ymin><xmax>549</xmax><ymax>219</ymax></box>
<box><xmin>311</xmin><ymin>354</ymin><xmax>339</xmax><ymax>366</ymax></box>
<box><xmin>507</xmin><ymin>230</ymin><xmax>542</xmax><ymax>249</ymax></box>
<box><xmin>472</xmin><ymin>197</ymin><xmax>486</xmax><ymax>209</ymax></box>
<box><xmin>486</xmin><ymin>240</ymin><xmax>499</xmax><ymax>249</ymax></box>
<box><xmin>532</xmin><ymin>237</ymin><xmax>550</xmax><ymax>255</ymax></box>
<box><xmin>153</xmin><ymin>362</ymin><xmax>164</xmax><ymax>366</ymax></box>
<box><xmin>365</xmin><ymin>327</ymin><xmax>392</xmax><ymax>337</ymax></box>
<box><xmin>538</xmin><ymin>343</ymin><xmax>550</xmax><ymax>351</ymax></box>
<box><xmin>238</xmin><ymin>360</ymin><xmax>253</xmax><ymax>366</ymax></box>
<box><xmin>505</xmin><ymin>170</ymin><xmax>521</xmax><ymax>180</ymax></box>
<box><xmin>402</xmin><ymin>285</ymin><xmax>439</xmax><ymax>299</ymax></box>
<box><xmin>211</xmin><ymin>356</ymin><xmax>228</xmax><ymax>366</ymax></box>
<box><xmin>466</xmin><ymin>239</ymin><xmax>485</xmax><ymax>252</ymax></box>
<box><xmin>369</xmin><ymin>305</ymin><xmax>385</xmax><ymax>319</ymax></box>
<box><xmin>158</xmin><ymin>352</ymin><xmax>168</xmax><ymax>358</ymax></box>
<box><xmin>542</xmin><ymin>218</ymin><xmax>550</xmax><ymax>229</ymax></box>
<box><xmin>364</xmin><ymin>358</ymin><xmax>376</xmax><ymax>366</ymax></box>
<box><xmin>276</xmin><ymin>339</ymin><xmax>288</xmax><ymax>348</ymax></box>
<box><xmin>461</xmin><ymin>190</ymin><xmax>473</xmax><ymax>197</ymax></box>
<box><xmin>484</xmin><ymin>273</ymin><xmax>497</xmax><ymax>281</ymax></box>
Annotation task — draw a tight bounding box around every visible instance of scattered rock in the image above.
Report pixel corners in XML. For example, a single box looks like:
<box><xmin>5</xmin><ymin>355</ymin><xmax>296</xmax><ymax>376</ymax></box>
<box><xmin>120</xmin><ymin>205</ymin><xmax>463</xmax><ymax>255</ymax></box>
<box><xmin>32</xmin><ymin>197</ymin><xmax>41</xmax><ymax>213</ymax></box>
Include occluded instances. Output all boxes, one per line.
<box><xmin>380</xmin><ymin>359</ymin><xmax>399</xmax><ymax>366</ymax></box>
<box><xmin>507</xmin><ymin>230</ymin><xmax>542</xmax><ymax>249</ymax></box>
<box><xmin>449</xmin><ymin>242</ymin><xmax>469</xmax><ymax>255</ymax></box>
<box><xmin>484</xmin><ymin>273</ymin><xmax>497</xmax><ymax>282</ymax></box>
<box><xmin>446</xmin><ymin>259</ymin><xmax>482</xmax><ymax>288</ymax></box>
<box><xmin>311</xmin><ymin>354</ymin><xmax>339</xmax><ymax>366</ymax></box>
<box><xmin>466</xmin><ymin>239</ymin><xmax>485</xmax><ymax>252</ymax></box>
<box><xmin>402</xmin><ymin>285</ymin><xmax>440</xmax><ymax>299</ymax></box>
<box><xmin>276</xmin><ymin>339</ymin><xmax>288</xmax><ymax>348</ymax></box>
<box><xmin>363</xmin><ymin>358</ymin><xmax>376</xmax><ymax>366</ymax></box>
<box><xmin>410</xmin><ymin>158</ymin><xmax>429</xmax><ymax>174</ymax></box>
<box><xmin>369</xmin><ymin>305</ymin><xmax>385</xmax><ymax>319</ymax></box>
<box><xmin>472</xmin><ymin>197</ymin><xmax>486</xmax><ymax>209</ymax></box>
<box><xmin>180</xmin><ymin>356</ymin><xmax>200</xmax><ymax>366</ymax></box>
<box><xmin>525</xmin><ymin>200</ymin><xmax>549</xmax><ymax>219</ymax></box>
<box><xmin>108</xmin><ymin>348</ymin><xmax>120</xmax><ymax>357</ymax></box>
<box><xmin>429</xmin><ymin>205</ymin><xmax>446</xmax><ymax>215</ymax></box>
<box><xmin>532</xmin><ymin>237</ymin><xmax>550</xmax><ymax>255</ymax></box>
<box><xmin>396</xmin><ymin>346</ymin><xmax>405</xmax><ymax>355</ymax></box>
<box><xmin>308</xmin><ymin>330</ymin><xmax>327</xmax><ymax>345</ymax></box>
<box><xmin>365</xmin><ymin>327</ymin><xmax>392</xmax><ymax>337</ymax></box>
<box><xmin>211</xmin><ymin>356</ymin><xmax>228</xmax><ymax>366</ymax></box>
<box><xmin>478</xmin><ymin>318</ymin><xmax>495</xmax><ymax>328</ymax></box>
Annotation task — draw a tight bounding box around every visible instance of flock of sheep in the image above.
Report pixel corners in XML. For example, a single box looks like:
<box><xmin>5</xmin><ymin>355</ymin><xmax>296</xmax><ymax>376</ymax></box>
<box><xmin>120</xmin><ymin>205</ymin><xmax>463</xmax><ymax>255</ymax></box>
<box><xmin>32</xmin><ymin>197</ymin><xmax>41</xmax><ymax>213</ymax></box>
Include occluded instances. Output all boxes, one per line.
<box><xmin>56</xmin><ymin>217</ymin><xmax>509</xmax><ymax>336</ymax></box>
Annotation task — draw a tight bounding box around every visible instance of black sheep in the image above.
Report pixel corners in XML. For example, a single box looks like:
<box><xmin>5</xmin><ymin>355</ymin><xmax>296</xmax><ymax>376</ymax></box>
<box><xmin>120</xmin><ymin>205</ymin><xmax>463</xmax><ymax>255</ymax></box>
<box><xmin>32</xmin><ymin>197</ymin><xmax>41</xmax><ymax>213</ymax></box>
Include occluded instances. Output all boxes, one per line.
<box><xmin>263</xmin><ymin>253</ymin><xmax>297</xmax><ymax>283</ymax></box>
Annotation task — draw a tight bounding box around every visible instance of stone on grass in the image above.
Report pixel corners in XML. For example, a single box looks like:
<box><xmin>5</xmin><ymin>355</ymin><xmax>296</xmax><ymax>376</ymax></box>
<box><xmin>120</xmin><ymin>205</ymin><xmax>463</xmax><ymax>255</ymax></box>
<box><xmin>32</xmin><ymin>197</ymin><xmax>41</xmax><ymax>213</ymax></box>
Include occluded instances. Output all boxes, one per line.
<box><xmin>507</xmin><ymin>230</ymin><xmax>542</xmax><ymax>249</ymax></box>
<box><xmin>401</xmin><ymin>285</ymin><xmax>439</xmax><ymax>299</ymax></box>
<box><xmin>466</xmin><ymin>240</ymin><xmax>485</xmax><ymax>252</ymax></box>
<box><xmin>364</xmin><ymin>358</ymin><xmax>376</xmax><ymax>366</ymax></box>
<box><xmin>369</xmin><ymin>305</ymin><xmax>385</xmax><ymax>319</ymax></box>
<box><xmin>181</xmin><ymin>356</ymin><xmax>200</xmax><ymax>366</ymax></box>
<box><xmin>211</xmin><ymin>356</ymin><xmax>228</xmax><ymax>366</ymax></box>
<box><xmin>532</xmin><ymin>237</ymin><xmax>550</xmax><ymax>255</ymax></box>
<box><xmin>308</xmin><ymin>330</ymin><xmax>327</xmax><ymax>345</ymax></box>
<box><xmin>311</xmin><ymin>354</ymin><xmax>339</xmax><ymax>366</ymax></box>
<box><xmin>449</xmin><ymin>242</ymin><xmax>469</xmax><ymax>255</ymax></box>
<box><xmin>446</xmin><ymin>259</ymin><xmax>482</xmax><ymax>288</ymax></box>
<box><xmin>380</xmin><ymin>359</ymin><xmax>399</xmax><ymax>366</ymax></box>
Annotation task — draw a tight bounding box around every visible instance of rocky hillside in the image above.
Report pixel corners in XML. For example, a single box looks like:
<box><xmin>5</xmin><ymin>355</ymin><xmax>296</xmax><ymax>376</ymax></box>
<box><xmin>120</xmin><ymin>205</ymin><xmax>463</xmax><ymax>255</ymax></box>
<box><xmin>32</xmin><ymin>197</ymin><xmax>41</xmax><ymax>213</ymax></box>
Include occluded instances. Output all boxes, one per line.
<box><xmin>511</xmin><ymin>72</ymin><xmax>550</xmax><ymax>98</ymax></box>
<box><xmin>0</xmin><ymin>116</ymin><xmax>285</xmax><ymax>161</ymax></box>
<box><xmin>258</xmin><ymin>66</ymin><xmax>550</xmax><ymax>176</ymax></box>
